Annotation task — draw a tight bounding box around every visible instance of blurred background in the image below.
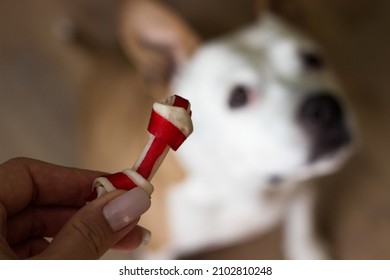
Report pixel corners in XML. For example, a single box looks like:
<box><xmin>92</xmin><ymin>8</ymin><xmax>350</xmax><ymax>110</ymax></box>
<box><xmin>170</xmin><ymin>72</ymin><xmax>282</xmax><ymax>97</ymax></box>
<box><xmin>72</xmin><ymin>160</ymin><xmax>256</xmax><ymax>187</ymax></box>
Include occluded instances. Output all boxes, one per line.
<box><xmin>0</xmin><ymin>0</ymin><xmax>389</xmax><ymax>259</ymax></box>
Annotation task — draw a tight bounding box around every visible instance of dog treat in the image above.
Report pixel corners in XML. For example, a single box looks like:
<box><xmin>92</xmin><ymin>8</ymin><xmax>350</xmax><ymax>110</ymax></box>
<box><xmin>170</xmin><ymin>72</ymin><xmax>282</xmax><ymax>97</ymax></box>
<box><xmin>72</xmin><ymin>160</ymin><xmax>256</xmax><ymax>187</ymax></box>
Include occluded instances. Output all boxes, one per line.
<box><xmin>92</xmin><ymin>95</ymin><xmax>193</xmax><ymax>198</ymax></box>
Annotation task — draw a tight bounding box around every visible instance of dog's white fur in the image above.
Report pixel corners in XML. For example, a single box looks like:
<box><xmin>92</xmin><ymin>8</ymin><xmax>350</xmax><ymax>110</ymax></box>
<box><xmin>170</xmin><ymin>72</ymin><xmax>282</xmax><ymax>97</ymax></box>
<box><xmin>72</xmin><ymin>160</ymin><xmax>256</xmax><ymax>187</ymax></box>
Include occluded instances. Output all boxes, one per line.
<box><xmin>118</xmin><ymin>0</ymin><xmax>354</xmax><ymax>259</ymax></box>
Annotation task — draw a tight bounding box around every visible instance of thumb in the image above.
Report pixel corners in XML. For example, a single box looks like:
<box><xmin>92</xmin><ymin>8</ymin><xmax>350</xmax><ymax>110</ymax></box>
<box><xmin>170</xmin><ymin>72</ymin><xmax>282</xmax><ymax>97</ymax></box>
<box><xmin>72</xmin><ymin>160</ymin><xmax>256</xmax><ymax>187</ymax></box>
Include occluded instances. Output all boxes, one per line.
<box><xmin>34</xmin><ymin>188</ymin><xmax>151</xmax><ymax>259</ymax></box>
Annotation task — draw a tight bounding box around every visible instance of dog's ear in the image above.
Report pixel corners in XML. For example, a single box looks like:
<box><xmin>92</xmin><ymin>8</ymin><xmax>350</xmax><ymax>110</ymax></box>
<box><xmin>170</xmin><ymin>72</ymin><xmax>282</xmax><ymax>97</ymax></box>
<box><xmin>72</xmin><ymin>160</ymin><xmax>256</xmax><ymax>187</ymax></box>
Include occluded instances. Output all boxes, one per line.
<box><xmin>256</xmin><ymin>0</ymin><xmax>305</xmax><ymax>24</ymax></box>
<box><xmin>256</xmin><ymin>0</ymin><xmax>271</xmax><ymax>14</ymax></box>
<box><xmin>118</xmin><ymin>0</ymin><xmax>200</xmax><ymax>84</ymax></box>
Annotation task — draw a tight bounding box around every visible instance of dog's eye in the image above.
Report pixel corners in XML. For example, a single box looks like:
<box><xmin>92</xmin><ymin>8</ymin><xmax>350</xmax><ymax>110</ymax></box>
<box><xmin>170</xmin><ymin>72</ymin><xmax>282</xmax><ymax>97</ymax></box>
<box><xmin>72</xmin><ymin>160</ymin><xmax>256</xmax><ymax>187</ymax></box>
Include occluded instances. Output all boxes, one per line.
<box><xmin>301</xmin><ymin>51</ymin><xmax>324</xmax><ymax>70</ymax></box>
<box><xmin>228</xmin><ymin>85</ymin><xmax>250</xmax><ymax>109</ymax></box>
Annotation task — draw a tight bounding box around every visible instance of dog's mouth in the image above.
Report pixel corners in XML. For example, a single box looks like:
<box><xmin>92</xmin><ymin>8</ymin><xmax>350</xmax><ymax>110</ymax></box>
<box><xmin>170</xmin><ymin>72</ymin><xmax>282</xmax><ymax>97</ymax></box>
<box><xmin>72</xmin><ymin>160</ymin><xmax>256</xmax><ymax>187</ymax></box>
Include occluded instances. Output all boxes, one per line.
<box><xmin>263</xmin><ymin>93</ymin><xmax>354</xmax><ymax>187</ymax></box>
<box><xmin>308</xmin><ymin>124</ymin><xmax>352</xmax><ymax>163</ymax></box>
<box><xmin>266</xmin><ymin>174</ymin><xmax>285</xmax><ymax>186</ymax></box>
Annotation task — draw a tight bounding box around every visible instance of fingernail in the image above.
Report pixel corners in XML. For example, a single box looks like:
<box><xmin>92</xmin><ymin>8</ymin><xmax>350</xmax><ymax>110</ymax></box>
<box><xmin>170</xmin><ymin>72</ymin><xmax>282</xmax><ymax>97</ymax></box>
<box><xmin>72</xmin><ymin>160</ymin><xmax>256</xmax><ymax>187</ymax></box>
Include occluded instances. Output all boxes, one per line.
<box><xmin>140</xmin><ymin>227</ymin><xmax>152</xmax><ymax>246</ymax></box>
<box><xmin>103</xmin><ymin>188</ymin><xmax>151</xmax><ymax>232</ymax></box>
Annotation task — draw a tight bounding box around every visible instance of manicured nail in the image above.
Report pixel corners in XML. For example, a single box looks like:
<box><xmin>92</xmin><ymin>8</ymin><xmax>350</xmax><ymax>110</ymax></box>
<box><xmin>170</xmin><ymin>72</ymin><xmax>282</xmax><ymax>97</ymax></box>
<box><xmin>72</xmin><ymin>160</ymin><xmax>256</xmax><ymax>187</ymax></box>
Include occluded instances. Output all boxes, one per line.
<box><xmin>103</xmin><ymin>188</ymin><xmax>151</xmax><ymax>232</ymax></box>
<box><xmin>140</xmin><ymin>227</ymin><xmax>152</xmax><ymax>246</ymax></box>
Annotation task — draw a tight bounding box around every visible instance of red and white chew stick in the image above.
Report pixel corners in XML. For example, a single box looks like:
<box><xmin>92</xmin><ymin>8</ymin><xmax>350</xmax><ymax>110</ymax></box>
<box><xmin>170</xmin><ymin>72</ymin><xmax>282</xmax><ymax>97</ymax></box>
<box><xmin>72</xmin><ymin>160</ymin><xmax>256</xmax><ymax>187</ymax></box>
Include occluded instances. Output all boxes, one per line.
<box><xmin>92</xmin><ymin>95</ymin><xmax>193</xmax><ymax>198</ymax></box>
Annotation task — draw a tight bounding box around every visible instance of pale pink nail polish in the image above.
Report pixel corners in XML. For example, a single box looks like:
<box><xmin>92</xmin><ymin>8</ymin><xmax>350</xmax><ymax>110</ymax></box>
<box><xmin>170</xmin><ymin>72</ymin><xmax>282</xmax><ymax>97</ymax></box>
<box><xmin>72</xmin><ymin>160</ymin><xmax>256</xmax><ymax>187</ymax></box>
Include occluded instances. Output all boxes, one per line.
<box><xmin>103</xmin><ymin>188</ymin><xmax>151</xmax><ymax>232</ymax></box>
<box><xmin>140</xmin><ymin>227</ymin><xmax>152</xmax><ymax>246</ymax></box>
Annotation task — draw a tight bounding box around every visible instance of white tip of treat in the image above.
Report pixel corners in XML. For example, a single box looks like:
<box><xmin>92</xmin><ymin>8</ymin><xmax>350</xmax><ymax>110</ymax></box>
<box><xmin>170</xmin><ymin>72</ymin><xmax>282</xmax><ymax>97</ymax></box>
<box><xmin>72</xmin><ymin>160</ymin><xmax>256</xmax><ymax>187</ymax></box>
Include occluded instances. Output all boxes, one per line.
<box><xmin>153</xmin><ymin>103</ymin><xmax>193</xmax><ymax>137</ymax></box>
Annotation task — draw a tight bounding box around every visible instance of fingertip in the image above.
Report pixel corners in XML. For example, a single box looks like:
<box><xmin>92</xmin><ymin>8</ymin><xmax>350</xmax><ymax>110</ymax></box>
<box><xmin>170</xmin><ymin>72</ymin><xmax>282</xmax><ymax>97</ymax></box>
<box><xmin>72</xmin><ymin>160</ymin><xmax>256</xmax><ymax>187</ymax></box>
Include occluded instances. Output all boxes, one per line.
<box><xmin>112</xmin><ymin>226</ymin><xmax>151</xmax><ymax>251</ymax></box>
<box><xmin>102</xmin><ymin>188</ymin><xmax>151</xmax><ymax>232</ymax></box>
<box><xmin>140</xmin><ymin>227</ymin><xmax>152</xmax><ymax>246</ymax></box>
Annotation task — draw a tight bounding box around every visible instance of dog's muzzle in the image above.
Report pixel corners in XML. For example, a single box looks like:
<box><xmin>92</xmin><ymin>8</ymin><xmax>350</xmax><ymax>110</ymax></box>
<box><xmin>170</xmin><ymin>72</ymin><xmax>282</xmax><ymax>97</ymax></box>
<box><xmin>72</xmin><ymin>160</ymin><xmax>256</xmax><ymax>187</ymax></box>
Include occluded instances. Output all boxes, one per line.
<box><xmin>297</xmin><ymin>92</ymin><xmax>352</xmax><ymax>162</ymax></box>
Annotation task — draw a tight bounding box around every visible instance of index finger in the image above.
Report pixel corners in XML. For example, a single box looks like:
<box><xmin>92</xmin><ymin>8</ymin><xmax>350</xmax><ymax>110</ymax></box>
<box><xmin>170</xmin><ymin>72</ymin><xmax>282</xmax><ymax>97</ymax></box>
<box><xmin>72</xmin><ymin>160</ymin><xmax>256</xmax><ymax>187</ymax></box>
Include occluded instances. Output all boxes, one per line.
<box><xmin>0</xmin><ymin>157</ymin><xmax>105</xmax><ymax>215</ymax></box>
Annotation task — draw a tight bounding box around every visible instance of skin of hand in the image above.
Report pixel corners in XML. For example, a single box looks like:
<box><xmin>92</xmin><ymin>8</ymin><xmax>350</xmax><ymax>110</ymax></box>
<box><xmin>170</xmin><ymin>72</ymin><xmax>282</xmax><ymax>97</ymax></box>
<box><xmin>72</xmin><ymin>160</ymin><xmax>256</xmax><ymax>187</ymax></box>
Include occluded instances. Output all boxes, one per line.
<box><xmin>0</xmin><ymin>157</ymin><xmax>151</xmax><ymax>259</ymax></box>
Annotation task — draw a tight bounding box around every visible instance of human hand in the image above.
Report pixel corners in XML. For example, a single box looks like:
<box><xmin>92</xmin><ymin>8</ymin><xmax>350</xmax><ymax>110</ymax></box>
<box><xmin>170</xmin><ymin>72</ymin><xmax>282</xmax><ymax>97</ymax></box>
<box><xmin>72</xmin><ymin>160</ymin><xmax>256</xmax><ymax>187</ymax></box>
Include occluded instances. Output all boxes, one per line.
<box><xmin>0</xmin><ymin>158</ymin><xmax>151</xmax><ymax>259</ymax></box>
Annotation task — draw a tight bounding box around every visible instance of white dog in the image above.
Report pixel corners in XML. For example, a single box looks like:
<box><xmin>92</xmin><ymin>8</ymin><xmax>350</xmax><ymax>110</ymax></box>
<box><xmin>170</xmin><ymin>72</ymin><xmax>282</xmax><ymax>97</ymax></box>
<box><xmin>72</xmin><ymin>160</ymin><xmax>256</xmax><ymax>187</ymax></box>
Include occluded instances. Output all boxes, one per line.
<box><xmin>113</xmin><ymin>0</ymin><xmax>355</xmax><ymax>259</ymax></box>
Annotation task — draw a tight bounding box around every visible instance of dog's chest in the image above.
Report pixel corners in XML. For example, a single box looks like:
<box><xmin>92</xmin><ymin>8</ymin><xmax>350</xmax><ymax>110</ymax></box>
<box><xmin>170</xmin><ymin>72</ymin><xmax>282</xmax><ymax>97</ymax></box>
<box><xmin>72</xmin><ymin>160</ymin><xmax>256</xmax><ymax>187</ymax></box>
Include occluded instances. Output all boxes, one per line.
<box><xmin>166</xmin><ymin>179</ymin><xmax>291</xmax><ymax>253</ymax></box>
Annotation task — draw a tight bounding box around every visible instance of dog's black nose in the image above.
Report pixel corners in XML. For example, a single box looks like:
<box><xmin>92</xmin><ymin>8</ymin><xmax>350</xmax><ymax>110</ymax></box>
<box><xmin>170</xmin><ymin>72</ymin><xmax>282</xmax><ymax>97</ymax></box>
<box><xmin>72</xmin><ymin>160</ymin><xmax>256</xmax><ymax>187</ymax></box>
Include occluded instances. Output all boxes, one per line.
<box><xmin>299</xmin><ymin>93</ymin><xmax>343</xmax><ymax>128</ymax></box>
<box><xmin>298</xmin><ymin>92</ymin><xmax>351</xmax><ymax>162</ymax></box>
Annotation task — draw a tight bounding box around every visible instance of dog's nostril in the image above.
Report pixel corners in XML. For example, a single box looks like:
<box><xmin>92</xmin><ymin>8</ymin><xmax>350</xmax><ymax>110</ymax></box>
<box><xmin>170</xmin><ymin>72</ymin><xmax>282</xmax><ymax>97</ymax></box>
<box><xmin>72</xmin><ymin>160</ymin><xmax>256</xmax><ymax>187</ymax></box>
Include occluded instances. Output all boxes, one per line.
<box><xmin>298</xmin><ymin>93</ymin><xmax>344</xmax><ymax>128</ymax></box>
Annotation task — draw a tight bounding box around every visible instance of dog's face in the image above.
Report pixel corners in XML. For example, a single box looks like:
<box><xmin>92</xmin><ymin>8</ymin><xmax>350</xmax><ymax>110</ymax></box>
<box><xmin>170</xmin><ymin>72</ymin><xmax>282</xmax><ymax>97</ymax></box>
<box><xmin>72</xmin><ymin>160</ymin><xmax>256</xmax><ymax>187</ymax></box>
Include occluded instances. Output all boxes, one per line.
<box><xmin>173</xmin><ymin>14</ymin><xmax>354</xmax><ymax>190</ymax></box>
<box><xmin>120</xmin><ymin>1</ymin><xmax>355</xmax><ymax>191</ymax></box>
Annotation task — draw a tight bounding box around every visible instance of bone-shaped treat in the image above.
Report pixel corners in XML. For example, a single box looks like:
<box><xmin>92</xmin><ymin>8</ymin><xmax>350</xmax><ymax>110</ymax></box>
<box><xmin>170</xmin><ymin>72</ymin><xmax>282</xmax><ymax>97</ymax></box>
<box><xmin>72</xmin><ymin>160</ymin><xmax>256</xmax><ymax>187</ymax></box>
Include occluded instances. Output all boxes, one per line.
<box><xmin>92</xmin><ymin>95</ymin><xmax>193</xmax><ymax>198</ymax></box>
